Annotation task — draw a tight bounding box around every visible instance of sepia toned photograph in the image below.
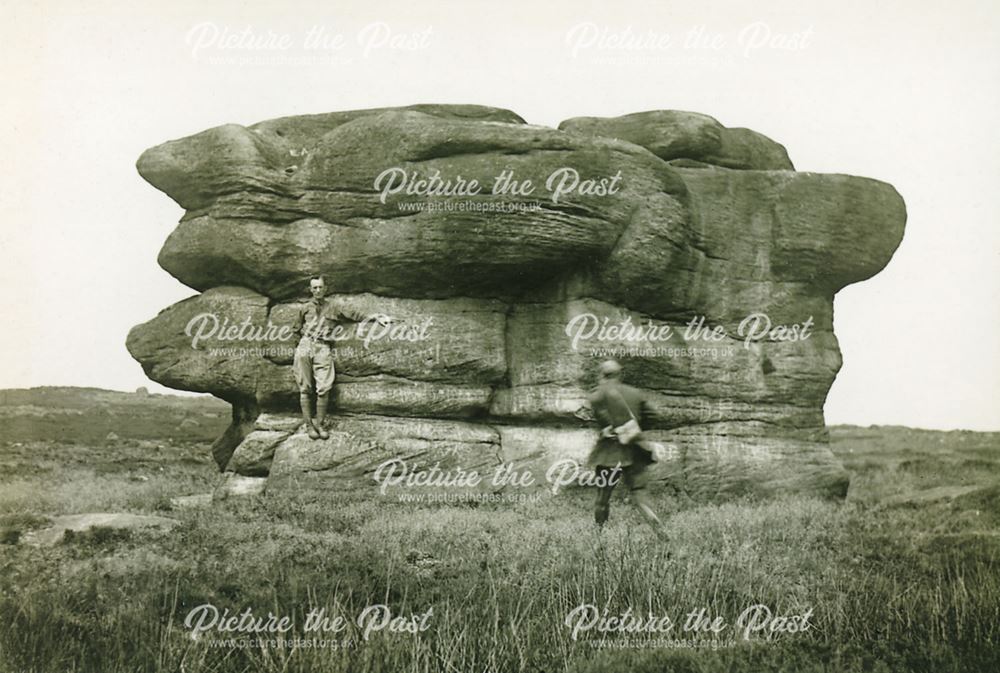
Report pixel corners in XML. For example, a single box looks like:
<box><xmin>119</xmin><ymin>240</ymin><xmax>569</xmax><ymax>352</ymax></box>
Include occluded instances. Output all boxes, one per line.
<box><xmin>1</xmin><ymin>1</ymin><xmax>998</xmax><ymax>671</ymax></box>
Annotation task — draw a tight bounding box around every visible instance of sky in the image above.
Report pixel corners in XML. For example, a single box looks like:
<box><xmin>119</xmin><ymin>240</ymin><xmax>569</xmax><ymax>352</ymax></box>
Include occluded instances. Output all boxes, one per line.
<box><xmin>1</xmin><ymin>0</ymin><xmax>998</xmax><ymax>430</ymax></box>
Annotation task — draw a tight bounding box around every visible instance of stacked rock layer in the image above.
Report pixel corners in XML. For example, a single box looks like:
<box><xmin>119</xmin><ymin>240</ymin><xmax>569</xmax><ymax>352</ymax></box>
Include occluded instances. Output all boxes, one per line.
<box><xmin>127</xmin><ymin>105</ymin><xmax>906</xmax><ymax>500</ymax></box>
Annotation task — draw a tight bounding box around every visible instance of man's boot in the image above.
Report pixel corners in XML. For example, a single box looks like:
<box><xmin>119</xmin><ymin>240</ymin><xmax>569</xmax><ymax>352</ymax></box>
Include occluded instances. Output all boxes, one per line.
<box><xmin>300</xmin><ymin>393</ymin><xmax>319</xmax><ymax>440</ymax></box>
<box><xmin>314</xmin><ymin>393</ymin><xmax>330</xmax><ymax>439</ymax></box>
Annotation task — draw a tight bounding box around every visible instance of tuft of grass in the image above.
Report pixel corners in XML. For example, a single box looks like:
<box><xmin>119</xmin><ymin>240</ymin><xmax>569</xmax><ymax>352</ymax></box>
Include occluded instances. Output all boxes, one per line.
<box><xmin>0</xmin><ymin>512</ymin><xmax>52</xmax><ymax>546</ymax></box>
<box><xmin>61</xmin><ymin>525</ymin><xmax>134</xmax><ymax>547</ymax></box>
<box><xmin>0</xmin><ymin>428</ymin><xmax>997</xmax><ymax>672</ymax></box>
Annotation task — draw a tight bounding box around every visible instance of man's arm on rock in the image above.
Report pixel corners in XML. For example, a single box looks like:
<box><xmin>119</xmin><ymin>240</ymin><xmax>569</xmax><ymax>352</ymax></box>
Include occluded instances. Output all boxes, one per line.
<box><xmin>328</xmin><ymin>297</ymin><xmax>376</xmax><ymax>324</ymax></box>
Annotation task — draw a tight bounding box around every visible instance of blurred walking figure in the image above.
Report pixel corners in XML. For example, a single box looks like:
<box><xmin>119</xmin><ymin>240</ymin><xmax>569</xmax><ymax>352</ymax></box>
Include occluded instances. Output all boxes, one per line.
<box><xmin>586</xmin><ymin>359</ymin><xmax>668</xmax><ymax>539</ymax></box>
<box><xmin>293</xmin><ymin>275</ymin><xmax>388</xmax><ymax>440</ymax></box>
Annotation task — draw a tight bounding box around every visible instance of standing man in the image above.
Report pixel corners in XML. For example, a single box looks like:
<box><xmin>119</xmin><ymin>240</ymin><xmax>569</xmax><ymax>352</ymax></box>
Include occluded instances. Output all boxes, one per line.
<box><xmin>293</xmin><ymin>275</ymin><xmax>388</xmax><ymax>440</ymax></box>
<box><xmin>586</xmin><ymin>359</ymin><xmax>669</xmax><ymax>539</ymax></box>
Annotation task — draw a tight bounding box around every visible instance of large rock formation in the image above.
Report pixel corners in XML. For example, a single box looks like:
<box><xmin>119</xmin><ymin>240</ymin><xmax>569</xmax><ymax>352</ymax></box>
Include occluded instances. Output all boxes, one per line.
<box><xmin>127</xmin><ymin>104</ymin><xmax>905</xmax><ymax>501</ymax></box>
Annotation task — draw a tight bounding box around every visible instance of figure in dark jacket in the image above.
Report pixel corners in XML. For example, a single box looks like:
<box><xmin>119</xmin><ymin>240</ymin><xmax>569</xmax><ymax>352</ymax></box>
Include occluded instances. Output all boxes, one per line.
<box><xmin>586</xmin><ymin>359</ymin><xmax>668</xmax><ymax>538</ymax></box>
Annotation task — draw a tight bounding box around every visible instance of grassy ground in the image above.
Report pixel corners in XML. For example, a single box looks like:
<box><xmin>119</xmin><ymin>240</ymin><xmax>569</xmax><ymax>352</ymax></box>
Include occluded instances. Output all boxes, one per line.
<box><xmin>0</xmin><ymin>422</ymin><xmax>998</xmax><ymax>672</ymax></box>
<box><xmin>0</xmin><ymin>387</ymin><xmax>229</xmax><ymax>445</ymax></box>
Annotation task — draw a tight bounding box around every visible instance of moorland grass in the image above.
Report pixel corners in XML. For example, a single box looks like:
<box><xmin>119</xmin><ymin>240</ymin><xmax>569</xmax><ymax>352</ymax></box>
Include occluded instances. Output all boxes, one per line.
<box><xmin>0</xmin><ymin>431</ymin><xmax>997</xmax><ymax>673</ymax></box>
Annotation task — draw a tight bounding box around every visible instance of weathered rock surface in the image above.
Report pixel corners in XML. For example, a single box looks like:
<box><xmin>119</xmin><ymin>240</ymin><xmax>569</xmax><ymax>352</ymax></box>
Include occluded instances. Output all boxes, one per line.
<box><xmin>558</xmin><ymin>110</ymin><xmax>794</xmax><ymax>170</ymax></box>
<box><xmin>128</xmin><ymin>104</ymin><xmax>906</xmax><ymax>501</ymax></box>
<box><xmin>213</xmin><ymin>473</ymin><xmax>267</xmax><ymax>499</ymax></box>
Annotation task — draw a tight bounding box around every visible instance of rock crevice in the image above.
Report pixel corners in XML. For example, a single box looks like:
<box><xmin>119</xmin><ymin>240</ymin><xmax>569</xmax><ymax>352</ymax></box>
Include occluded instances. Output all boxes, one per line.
<box><xmin>128</xmin><ymin>105</ymin><xmax>906</xmax><ymax>500</ymax></box>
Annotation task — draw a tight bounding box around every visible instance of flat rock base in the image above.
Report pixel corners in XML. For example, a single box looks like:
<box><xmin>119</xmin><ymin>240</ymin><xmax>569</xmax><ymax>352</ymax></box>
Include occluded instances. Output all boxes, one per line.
<box><xmin>220</xmin><ymin>413</ymin><xmax>849</xmax><ymax>501</ymax></box>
